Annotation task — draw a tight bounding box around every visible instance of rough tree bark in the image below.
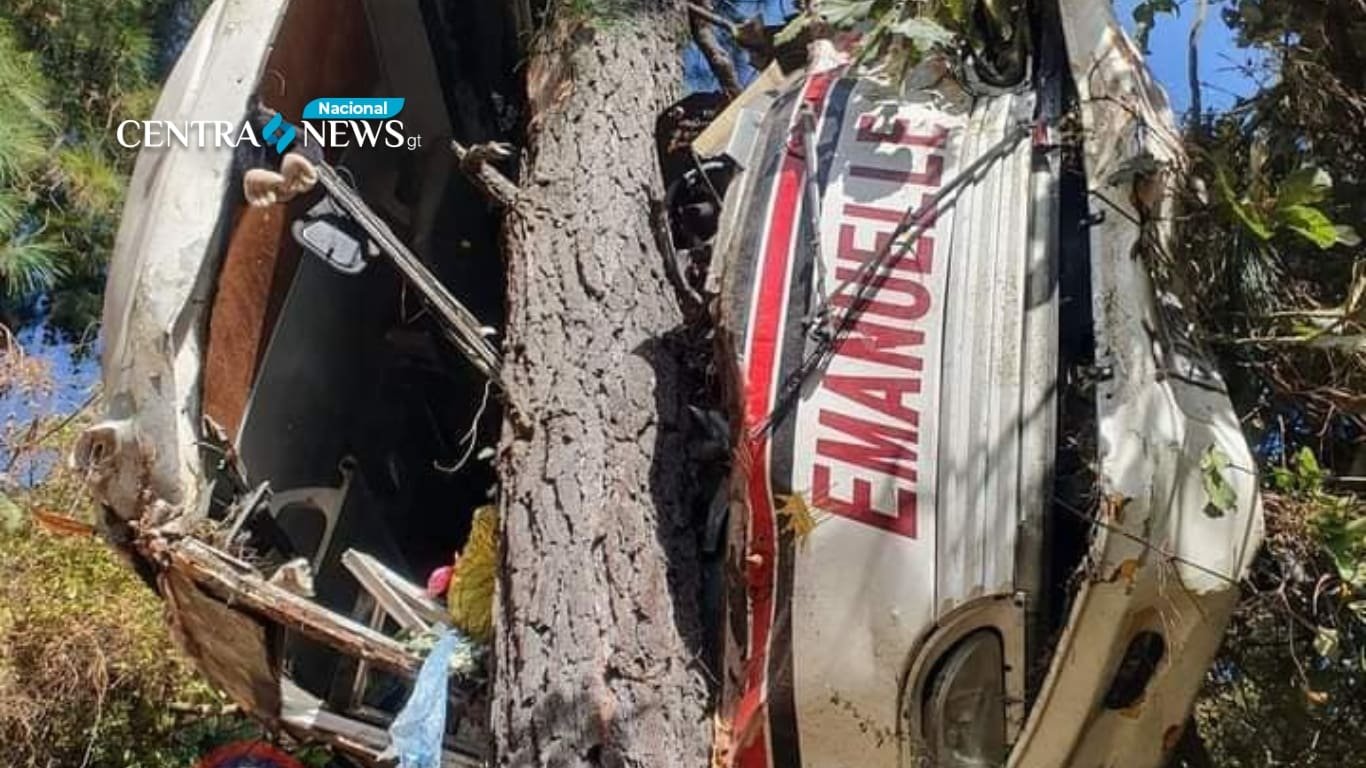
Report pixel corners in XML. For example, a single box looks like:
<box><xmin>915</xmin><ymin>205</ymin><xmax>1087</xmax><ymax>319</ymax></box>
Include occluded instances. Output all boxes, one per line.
<box><xmin>493</xmin><ymin>3</ymin><xmax>713</xmax><ymax>767</ymax></box>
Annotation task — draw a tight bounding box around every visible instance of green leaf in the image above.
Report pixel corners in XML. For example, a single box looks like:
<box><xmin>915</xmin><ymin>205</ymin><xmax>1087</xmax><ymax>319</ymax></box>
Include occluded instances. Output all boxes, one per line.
<box><xmin>773</xmin><ymin>14</ymin><xmax>812</xmax><ymax>46</ymax></box>
<box><xmin>0</xmin><ymin>492</ymin><xmax>23</xmax><ymax>534</ymax></box>
<box><xmin>1213</xmin><ymin>159</ymin><xmax>1273</xmax><ymax>240</ymax></box>
<box><xmin>0</xmin><ymin>188</ymin><xmax>24</xmax><ymax>236</ymax></box>
<box><xmin>1277</xmin><ymin>167</ymin><xmax>1332</xmax><ymax>208</ymax></box>
<box><xmin>1314</xmin><ymin>625</ymin><xmax>1341</xmax><ymax>661</ymax></box>
<box><xmin>294</xmin><ymin>745</ymin><xmax>334</xmax><ymax>768</ymax></box>
<box><xmin>1201</xmin><ymin>445</ymin><xmax>1238</xmax><ymax>517</ymax></box>
<box><xmin>940</xmin><ymin>0</ymin><xmax>969</xmax><ymax>25</ymax></box>
<box><xmin>1294</xmin><ymin>446</ymin><xmax>1324</xmax><ymax>490</ymax></box>
<box><xmin>57</xmin><ymin>143</ymin><xmax>123</xmax><ymax>215</ymax></box>
<box><xmin>1270</xmin><ymin>465</ymin><xmax>1296</xmax><ymax>493</ymax></box>
<box><xmin>888</xmin><ymin>17</ymin><xmax>954</xmax><ymax>49</ymax></box>
<box><xmin>1313</xmin><ymin>501</ymin><xmax>1366</xmax><ymax>587</ymax></box>
<box><xmin>1323</xmin><ymin>537</ymin><xmax>1361</xmax><ymax>585</ymax></box>
<box><xmin>1232</xmin><ymin>200</ymin><xmax>1273</xmax><ymax>240</ymax></box>
<box><xmin>0</xmin><ymin>237</ymin><xmax>65</xmax><ymax>297</ymax></box>
<box><xmin>1277</xmin><ymin>204</ymin><xmax>1341</xmax><ymax>249</ymax></box>
<box><xmin>819</xmin><ymin>0</ymin><xmax>876</xmax><ymax>27</ymax></box>
<box><xmin>1131</xmin><ymin>0</ymin><xmax>1178</xmax><ymax>53</ymax></box>
<box><xmin>0</xmin><ymin>27</ymin><xmax>55</xmax><ymax>182</ymax></box>
<box><xmin>1347</xmin><ymin>561</ymin><xmax>1366</xmax><ymax>590</ymax></box>
<box><xmin>1348</xmin><ymin>600</ymin><xmax>1366</xmax><ymax>626</ymax></box>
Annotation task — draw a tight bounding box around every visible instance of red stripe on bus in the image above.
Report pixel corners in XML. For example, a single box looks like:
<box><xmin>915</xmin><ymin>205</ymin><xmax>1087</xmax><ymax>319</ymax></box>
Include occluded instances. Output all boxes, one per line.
<box><xmin>737</xmin><ymin>68</ymin><xmax>837</xmax><ymax>768</ymax></box>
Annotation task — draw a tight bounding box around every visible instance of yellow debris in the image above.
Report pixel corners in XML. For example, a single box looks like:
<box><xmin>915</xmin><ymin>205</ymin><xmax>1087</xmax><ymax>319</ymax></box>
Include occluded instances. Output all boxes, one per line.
<box><xmin>775</xmin><ymin>493</ymin><xmax>824</xmax><ymax>547</ymax></box>
<box><xmin>448</xmin><ymin>504</ymin><xmax>499</xmax><ymax>642</ymax></box>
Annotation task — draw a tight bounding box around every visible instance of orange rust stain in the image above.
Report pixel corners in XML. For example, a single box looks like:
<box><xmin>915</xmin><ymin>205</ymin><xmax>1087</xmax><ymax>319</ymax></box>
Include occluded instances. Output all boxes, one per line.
<box><xmin>1110</xmin><ymin>558</ymin><xmax>1140</xmax><ymax>589</ymax></box>
<box><xmin>202</xmin><ymin>205</ymin><xmax>291</xmax><ymax>439</ymax></box>
<box><xmin>1102</xmin><ymin>492</ymin><xmax>1133</xmax><ymax>524</ymax></box>
<box><xmin>1162</xmin><ymin>723</ymin><xmax>1183</xmax><ymax>751</ymax></box>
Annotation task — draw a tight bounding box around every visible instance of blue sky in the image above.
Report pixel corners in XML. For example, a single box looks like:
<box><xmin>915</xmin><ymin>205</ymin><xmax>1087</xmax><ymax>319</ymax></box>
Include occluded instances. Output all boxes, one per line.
<box><xmin>1115</xmin><ymin>0</ymin><xmax>1263</xmax><ymax>114</ymax></box>
<box><xmin>687</xmin><ymin>0</ymin><xmax>1265</xmax><ymax>114</ymax></box>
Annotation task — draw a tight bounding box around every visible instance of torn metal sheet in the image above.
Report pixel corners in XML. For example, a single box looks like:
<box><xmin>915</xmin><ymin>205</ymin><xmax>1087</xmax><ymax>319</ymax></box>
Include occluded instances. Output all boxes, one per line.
<box><xmin>1007</xmin><ymin>2</ymin><xmax>1264</xmax><ymax>766</ymax></box>
<box><xmin>151</xmin><ymin>535</ymin><xmax>426</xmax><ymax>678</ymax></box>
<box><xmin>162</xmin><ymin>568</ymin><xmax>281</xmax><ymax>717</ymax></box>
<box><xmin>313</xmin><ymin>163</ymin><xmax>501</xmax><ymax>380</ymax></box>
<box><xmin>281</xmin><ymin>681</ymin><xmax>482</xmax><ymax>768</ymax></box>
<box><xmin>86</xmin><ymin>0</ymin><xmax>286</xmax><ymax>521</ymax></box>
<box><xmin>148</xmin><ymin>519</ymin><xmax>480</xmax><ymax>765</ymax></box>
<box><xmin>143</xmin><ymin>526</ymin><xmax>484</xmax><ymax>767</ymax></box>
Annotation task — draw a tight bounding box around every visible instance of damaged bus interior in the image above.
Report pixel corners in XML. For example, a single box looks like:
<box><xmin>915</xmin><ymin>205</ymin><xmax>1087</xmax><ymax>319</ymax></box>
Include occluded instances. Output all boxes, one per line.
<box><xmin>186</xmin><ymin>0</ymin><xmax>524</xmax><ymax>758</ymax></box>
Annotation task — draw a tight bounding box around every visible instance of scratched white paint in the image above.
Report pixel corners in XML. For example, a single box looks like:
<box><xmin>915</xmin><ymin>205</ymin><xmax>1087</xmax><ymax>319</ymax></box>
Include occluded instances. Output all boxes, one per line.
<box><xmin>780</xmin><ymin>69</ymin><xmax>1045</xmax><ymax>767</ymax></box>
<box><xmin>1008</xmin><ymin>1</ymin><xmax>1264</xmax><ymax>766</ymax></box>
<box><xmin>96</xmin><ymin>0</ymin><xmax>286</xmax><ymax>519</ymax></box>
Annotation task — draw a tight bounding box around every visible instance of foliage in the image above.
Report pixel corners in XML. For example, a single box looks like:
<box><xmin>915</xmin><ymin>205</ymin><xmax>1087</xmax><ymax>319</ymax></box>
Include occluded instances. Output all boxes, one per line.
<box><xmin>1200</xmin><ymin>444</ymin><xmax>1239</xmax><ymax>517</ymax></box>
<box><xmin>2</xmin><ymin>2</ymin><xmax>307</xmax><ymax>761</ymax></box>
<box><xmin>1193</xmin><ymin>450</ymin><xmax>1366</xmax><ymax>767</ymax></box>
<box><xmin>1130</xmin><ymin>0</ymin><xmax>1177</xmax><ymax>54</ymax></box>
<box><xmin>1211</xmin><ymin>162</ymin><xmax>1359</xmax><ymax>250</ymax></box>
<box><xmin>4</xmin><ymin>330</ymin><xmax>347</xmax><ymax>764</ymax></box>
<box><xmin>557</xmin><ymin>0</ymin><xmax>636</xmax><ymax>29</ymax></box>
<box><xmin>0</xmin><ymin>525</ymin><xmax>259</xmax><ymax>767</ymax></box>
<box><xmin>767</xmin><ymin>0</ymin><xmax>1032</xmax><ymax>86</ymax></box>
<box><xmin>0</xmin><ymin>352</ymin><xmax>258</xmax><ymax>766</ymax></box>
<box><xmin>0</xmin><ymin>0</ymin><xmax>203</xmax><ymax>338</ymax></box>
<box><xmin>0</xmin><ymin>24</ymin><xmax>65</xmax><ymax>304</ymax></box>
<box><xmin>1155</xmin><ymin>0</ymin><xmax>1366</xmax><ymax>762</ymax></box>
<box><xmin>773</xmin><ymin>0</ymin><xmax>966</xmax><ymax>75</ymax></box>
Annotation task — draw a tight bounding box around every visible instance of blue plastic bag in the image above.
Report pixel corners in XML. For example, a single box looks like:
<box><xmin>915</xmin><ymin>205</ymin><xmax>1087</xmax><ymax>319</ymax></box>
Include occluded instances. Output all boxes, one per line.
<box><xmin>384</xmin><ymin>629</ymin><xmax>460</xmax><ymax>768</ymax></box>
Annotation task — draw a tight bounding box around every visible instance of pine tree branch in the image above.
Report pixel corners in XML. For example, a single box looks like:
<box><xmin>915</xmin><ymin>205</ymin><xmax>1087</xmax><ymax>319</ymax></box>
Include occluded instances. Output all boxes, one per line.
<box><xmin>687</xmin><ymin>0</ymin><xmax>743</xmax><ymax>97</ymax></box>
<box><xmin>1187</xmin><ymin>0</ymin><xmax>1208</xmax><ymax>129</ymax></box>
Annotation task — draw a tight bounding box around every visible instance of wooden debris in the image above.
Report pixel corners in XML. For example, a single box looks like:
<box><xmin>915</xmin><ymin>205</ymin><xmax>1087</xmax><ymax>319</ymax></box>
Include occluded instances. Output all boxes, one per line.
<box><xmin>162</xmin><ymin>569</ymin><xmax>281</xmax><ymax>716</ymax></box>
<box><xmin>149</xmin><ymin>535</ymin><xmax>425</xmax><ymax>679</ymax></box>
<box><xmin>450</xmin><ymin>140</ymin><xmax>521</xmax><ymax>207</ymax></box>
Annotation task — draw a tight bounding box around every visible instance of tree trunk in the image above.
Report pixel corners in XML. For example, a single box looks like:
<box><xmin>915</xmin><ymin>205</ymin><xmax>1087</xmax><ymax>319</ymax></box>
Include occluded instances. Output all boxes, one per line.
<box><xmin>493</xmin><ymin>4</ymin><xmax>712</xmax><ymax>767</ymax></box>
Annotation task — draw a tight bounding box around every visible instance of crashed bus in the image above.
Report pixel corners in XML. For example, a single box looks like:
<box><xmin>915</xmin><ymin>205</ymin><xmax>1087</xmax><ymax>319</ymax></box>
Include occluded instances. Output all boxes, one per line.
<box><xmin>72</xmin><ymin>0</ymin><xmax>1264</xmax><ymax>765</ymax></box>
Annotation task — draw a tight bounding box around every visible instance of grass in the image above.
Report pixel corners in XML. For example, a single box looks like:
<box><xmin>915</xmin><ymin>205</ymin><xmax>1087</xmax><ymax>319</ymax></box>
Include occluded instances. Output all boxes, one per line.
<box><xmin>0</xmin><ymin>344</ymin><xmax>262</xmax><ymax>767</ymax></box>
